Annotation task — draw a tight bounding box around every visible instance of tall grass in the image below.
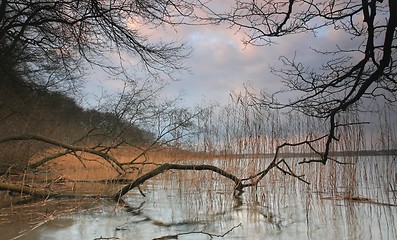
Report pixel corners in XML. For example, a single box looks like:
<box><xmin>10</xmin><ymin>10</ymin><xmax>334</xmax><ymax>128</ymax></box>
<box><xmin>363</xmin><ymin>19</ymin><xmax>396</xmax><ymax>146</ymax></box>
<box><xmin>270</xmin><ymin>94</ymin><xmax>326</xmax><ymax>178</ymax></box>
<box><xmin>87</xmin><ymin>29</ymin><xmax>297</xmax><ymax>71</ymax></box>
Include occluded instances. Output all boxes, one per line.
<box><xmin>170</xmin><ymin>87</ymin><xmax>397</xmax><ymax>208</ymax></box>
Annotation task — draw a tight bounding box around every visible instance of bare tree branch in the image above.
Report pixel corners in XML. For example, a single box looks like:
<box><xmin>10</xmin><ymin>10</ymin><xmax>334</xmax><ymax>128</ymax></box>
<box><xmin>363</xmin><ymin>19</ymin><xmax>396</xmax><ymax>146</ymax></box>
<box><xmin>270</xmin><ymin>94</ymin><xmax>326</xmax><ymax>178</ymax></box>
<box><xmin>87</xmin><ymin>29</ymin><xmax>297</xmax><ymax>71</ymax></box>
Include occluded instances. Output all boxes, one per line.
<box><xmin>200</xmin><ymin>0</ymin><xmax>396</xmax><ymax>163</ymax></box>
<box><xmin>0</xmin><ymin>134</ymin><xmax>125</xmax><ymax>174</ymax></box>
<box><xmin>152</xmin><ymin>223</ymin><xmax>242</xmax><ymax>240</ymax></box>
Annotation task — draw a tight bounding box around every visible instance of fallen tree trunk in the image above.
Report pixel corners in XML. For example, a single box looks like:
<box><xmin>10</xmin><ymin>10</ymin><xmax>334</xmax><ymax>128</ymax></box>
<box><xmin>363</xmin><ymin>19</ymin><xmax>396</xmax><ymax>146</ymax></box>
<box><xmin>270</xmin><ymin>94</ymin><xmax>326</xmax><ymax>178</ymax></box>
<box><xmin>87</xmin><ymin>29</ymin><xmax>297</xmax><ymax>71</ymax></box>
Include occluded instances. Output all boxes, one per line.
<box><xmin>113</xmin><ymin>163</ymin><xmax>245</xmax><ymax>201</ymax></box>
<box><xmin>2</xmin><ymin>158</ymin><xmax>305</xmax><ymax>204</ymax></box>
<box><xmin>113</xmin><ymin>146</ymin><xmax>310</xmax><ymax>201</ymax></box>
<box><xmin>0</xmin><ymin>182</ymin><xmax>105</xmax><ymax>199</ymax></box>
<box><xmin>2</xmin><ymin>140</ymin><xmax>309</xmax><ymax>203</ymax></box>
<box><xmin>1</xmin><ymin>162</ymin><xmax>252</xmax><ymax>203</ymax></box>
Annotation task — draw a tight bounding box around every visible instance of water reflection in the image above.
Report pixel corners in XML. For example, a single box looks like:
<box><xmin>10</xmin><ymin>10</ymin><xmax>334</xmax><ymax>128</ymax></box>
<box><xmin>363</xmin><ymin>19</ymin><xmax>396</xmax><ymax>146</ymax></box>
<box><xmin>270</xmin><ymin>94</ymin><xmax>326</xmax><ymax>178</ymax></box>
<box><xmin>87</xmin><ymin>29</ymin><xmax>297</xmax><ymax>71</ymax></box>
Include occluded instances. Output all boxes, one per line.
<box><xmin>5</xmin><ymin>156</ymin><xmax>397</xmax><ymax>239</ymax></box>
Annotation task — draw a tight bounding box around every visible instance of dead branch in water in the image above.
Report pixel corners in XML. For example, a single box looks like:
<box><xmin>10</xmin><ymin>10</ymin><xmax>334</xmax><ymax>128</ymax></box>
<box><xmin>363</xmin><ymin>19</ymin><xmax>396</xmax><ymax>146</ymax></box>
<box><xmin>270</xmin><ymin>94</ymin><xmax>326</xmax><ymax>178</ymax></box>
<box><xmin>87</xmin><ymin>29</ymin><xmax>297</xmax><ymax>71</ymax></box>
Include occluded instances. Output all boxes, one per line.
<box><xmin>0</xmin><ymin>182</ymin><xmax>105</xmax><ymax>199</ymax></box>
<box><xmin>152</xmin><ymin>223</ymin><xmax>242</xmax><ymax>240</ymax></box>
<box><xmin>113</xmin><ymin>163</ymin><xmax>243</xmax><ymax>201</ymax></box>
<box><xmin>321</xmin><ymin>195</ymin><xmax>397</xmax><ymax>207</ymax></box>
<box><xmin>0</xmin><ymin>135</ymin><xmax>313</xmax><ymax>203</ymax></box>
<box><xmin>113</xmin><ymin>152</ymin><xmax>310</xmax><ymax>200</ymax></box>
<box><xmin>94</xmin><ymin>237</ymin><xmax>119</xmax><ymax>240</ymax></box>
<box><xmin>113</xmin><ymin>136</ymin><xmax>317</xmax><ymax>201</ymax></box>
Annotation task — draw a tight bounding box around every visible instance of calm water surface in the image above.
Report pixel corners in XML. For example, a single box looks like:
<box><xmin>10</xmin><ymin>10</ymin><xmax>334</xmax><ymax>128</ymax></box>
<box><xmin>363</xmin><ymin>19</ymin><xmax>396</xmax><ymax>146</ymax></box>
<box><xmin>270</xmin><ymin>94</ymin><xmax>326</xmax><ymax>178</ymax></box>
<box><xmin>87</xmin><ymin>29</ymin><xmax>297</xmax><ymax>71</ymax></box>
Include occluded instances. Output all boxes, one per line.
<box><xmin>3</xmin><ymin>156</ymin><xmax>397</xmax><ymax>239</ymax></box>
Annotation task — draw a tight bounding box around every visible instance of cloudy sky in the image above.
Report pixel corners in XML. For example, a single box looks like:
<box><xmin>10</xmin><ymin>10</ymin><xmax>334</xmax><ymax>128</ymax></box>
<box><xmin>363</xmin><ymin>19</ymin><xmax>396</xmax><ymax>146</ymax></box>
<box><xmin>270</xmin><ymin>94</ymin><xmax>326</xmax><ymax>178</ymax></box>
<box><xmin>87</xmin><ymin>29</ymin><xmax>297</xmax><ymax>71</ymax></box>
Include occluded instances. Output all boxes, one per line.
<box><xmin>167</xmin><ymin>23</ymin><xmax>357</xmax><ymax>107</ymax></box>
<box><xmin>82</xmin><ymin>3</ymin><xmax>355</xmax><ymax>109</ymax></box>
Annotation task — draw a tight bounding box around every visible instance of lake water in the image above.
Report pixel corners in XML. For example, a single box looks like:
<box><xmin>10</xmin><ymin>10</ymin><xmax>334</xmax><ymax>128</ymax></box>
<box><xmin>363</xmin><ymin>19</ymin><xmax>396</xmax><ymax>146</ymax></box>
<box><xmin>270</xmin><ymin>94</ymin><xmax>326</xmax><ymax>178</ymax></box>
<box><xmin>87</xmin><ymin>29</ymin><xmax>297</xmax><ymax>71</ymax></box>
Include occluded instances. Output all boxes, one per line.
<box><xmin>2</xmin><ymin>156</ymin><xmax>396</xmax><ymax>239</ymax></box>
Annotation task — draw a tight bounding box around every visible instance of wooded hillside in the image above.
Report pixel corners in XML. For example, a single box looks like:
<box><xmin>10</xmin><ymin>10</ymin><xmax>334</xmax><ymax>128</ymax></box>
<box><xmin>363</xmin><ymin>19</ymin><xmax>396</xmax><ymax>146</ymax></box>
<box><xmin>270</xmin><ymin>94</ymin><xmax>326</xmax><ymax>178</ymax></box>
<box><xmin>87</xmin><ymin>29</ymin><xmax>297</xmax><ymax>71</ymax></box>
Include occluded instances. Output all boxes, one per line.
<box><xmin>0</xmin><ymin>71</ymin><xmax>154</xmax><ymax>174</ymax></box>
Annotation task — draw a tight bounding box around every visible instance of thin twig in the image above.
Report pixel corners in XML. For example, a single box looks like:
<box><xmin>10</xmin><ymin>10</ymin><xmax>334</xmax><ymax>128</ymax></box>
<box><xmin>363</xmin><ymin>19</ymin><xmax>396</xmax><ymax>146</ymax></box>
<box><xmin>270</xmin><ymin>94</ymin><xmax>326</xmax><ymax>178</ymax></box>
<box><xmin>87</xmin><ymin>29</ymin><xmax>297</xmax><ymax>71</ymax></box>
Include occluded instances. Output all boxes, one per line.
<box><xmin>152</xmin><ymin>223</ymin><xmax>242</xmax><ymax>240</ymax></box>
<box><xmin>94</xmin><ymin>237</ymin><xmax>119</xmax><ymax>240</ymax></box>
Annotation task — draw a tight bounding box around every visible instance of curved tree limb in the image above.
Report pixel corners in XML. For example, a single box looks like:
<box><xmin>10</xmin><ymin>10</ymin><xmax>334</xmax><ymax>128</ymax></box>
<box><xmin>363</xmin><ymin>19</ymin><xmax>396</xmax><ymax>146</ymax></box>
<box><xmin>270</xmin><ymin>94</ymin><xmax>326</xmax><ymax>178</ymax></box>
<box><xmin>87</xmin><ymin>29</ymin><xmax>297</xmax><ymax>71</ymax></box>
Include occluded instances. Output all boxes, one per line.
<box><xmin>0</xmin><ymin>134</ymin><xmax>125</xmax><ymax>174</ymax></box>
<box><xmin>113</xmin><ymin>163</ymin><xmax>244</xmax><ymax>201</ymax></box>
<box><xmin>29</xmin><ymin>149</ymin><xmax>73</xmax><ymax>169</ymax></box>
<box><xmin>113</xmin><ymin>150</ymin><xmax>311</xmax><ymax>201</ymax></box>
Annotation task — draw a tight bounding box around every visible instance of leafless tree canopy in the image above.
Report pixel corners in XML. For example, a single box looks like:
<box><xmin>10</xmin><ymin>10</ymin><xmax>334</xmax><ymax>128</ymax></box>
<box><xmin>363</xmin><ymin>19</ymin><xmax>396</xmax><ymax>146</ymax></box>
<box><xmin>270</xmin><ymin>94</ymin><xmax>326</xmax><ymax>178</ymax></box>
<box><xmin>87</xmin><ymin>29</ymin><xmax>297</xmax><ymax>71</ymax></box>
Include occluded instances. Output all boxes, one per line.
<box><xmin>200</xmin><ymin>0</ymin><xmax>397</xmax><ymax>163</ymax></box>
<box><xmin>0</xmin><ymin>0</ymin><xmax>194</xmax><ymax>87</ymax></box>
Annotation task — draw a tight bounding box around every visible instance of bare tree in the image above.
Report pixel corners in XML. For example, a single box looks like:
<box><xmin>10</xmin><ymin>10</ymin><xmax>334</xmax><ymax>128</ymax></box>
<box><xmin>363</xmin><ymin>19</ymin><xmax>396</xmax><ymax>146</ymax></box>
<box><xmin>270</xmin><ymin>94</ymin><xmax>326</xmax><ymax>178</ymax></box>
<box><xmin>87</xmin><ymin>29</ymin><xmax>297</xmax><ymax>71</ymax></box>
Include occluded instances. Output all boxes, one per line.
<box><xmin>199</xmin><ymin>0</ymin><xmax>397</xmax><ymax>163</ymax></box>
<box><xmin>0</xmin><ymin>0</ymin><xmax>199</xmax><ymax>174</ymax></box>
<box><xmin>0</xmin><ymin>0</ymin><xmax>195</xmax><ymax>90</ymax></box>
<box><xmin>0</xmin><ymin>78</ymin><xmax>202</xmax><ymax>172</ymax></box>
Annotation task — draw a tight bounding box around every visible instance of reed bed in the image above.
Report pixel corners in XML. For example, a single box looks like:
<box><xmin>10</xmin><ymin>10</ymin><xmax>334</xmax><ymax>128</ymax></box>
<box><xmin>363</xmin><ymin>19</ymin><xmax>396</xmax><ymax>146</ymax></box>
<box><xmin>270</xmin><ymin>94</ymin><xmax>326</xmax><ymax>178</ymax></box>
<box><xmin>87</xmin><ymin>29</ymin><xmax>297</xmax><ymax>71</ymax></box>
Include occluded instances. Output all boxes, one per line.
<box><xmin>1</xmin><ymin>89</ymin><xmax>396</xmax><ymax>239</ymax></box>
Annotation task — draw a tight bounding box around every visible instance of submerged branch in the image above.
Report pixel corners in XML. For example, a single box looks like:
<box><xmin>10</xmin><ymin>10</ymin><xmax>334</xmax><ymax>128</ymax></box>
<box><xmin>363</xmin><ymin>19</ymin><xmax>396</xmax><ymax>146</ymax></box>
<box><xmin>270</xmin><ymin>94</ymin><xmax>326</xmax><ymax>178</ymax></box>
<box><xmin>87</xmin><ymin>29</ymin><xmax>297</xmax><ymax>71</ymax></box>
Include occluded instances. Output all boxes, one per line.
<box><xmin>114</xmin><ymin>136</ymin><xmax>322</xmax><ymax>200</ymax></box>
<box><xmin>152</xmin><ymin>223</ymin><xmax>242</xmax><ymax>240</ymax></box>
<box><xmin>1</xmin><ymin>137</ymin><xmax>317</xmax><ymax>204</ymax></box>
